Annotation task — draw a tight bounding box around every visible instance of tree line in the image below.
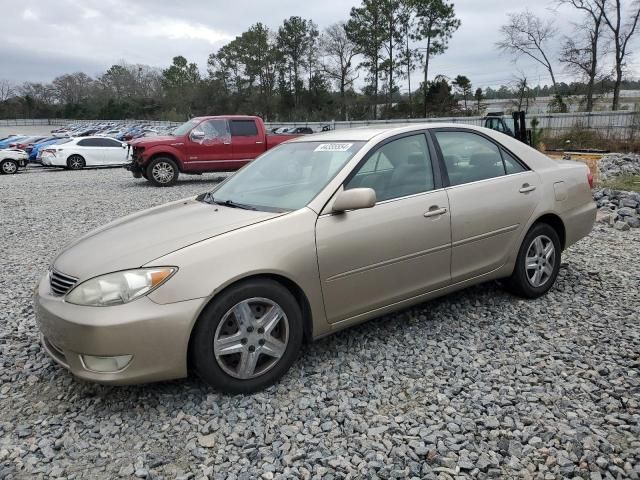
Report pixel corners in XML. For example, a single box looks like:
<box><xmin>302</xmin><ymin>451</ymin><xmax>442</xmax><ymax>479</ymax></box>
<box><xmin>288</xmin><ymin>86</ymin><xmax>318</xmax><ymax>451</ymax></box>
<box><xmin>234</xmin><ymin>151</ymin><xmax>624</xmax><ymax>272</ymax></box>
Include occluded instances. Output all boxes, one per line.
<box><xmin>0</xmin><ymin>0</ymin><xmax>638</xmax><ymax>122</ymax></box>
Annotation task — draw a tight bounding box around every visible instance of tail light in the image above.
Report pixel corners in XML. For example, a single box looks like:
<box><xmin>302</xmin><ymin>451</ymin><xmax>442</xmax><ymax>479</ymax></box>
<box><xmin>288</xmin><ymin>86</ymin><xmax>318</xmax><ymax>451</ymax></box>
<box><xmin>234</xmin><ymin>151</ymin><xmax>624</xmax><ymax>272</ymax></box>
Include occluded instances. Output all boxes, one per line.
<box><xmin>42</xmin><ymin>148</ymin><xmax>56</xmax><ymax>156</ymax></box>
<box><xmin>587</xmin><ymin>171</ymin><xmax>594</xmax><ymax>189</ymax></box>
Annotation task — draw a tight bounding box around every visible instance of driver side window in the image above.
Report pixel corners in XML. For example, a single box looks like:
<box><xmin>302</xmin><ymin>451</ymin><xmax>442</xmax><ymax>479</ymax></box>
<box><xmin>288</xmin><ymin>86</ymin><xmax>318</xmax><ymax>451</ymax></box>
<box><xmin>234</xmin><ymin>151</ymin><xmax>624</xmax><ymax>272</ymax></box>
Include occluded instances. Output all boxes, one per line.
<box><xmin>345</xmin><ymin>134</ymin><xmax>434</xmax><ymax>202</ymax></box>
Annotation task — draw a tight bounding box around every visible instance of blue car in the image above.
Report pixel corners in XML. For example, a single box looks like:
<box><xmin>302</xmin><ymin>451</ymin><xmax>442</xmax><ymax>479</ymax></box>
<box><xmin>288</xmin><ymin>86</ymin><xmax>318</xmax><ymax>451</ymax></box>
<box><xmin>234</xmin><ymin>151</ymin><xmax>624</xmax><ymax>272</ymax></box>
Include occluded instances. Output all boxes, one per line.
<box><xmin>0</xmin><ymin>136</ymin><xmax>28</xmax><ymax>149</ymax></box>
<box><xmin>30</xmin><ymin>137</ymin><xmax>66</xmax><ymax>163</ymax></box>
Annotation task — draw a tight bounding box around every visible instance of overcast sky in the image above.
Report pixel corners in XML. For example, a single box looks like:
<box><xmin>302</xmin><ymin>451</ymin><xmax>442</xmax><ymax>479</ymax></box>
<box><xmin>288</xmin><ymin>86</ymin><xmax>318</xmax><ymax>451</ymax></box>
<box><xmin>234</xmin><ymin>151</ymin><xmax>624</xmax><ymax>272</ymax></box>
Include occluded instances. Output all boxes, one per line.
<box><xmin>1</xmin><ymin>0</ymin><xmax>638</xmax><ymax>90</ymax></box>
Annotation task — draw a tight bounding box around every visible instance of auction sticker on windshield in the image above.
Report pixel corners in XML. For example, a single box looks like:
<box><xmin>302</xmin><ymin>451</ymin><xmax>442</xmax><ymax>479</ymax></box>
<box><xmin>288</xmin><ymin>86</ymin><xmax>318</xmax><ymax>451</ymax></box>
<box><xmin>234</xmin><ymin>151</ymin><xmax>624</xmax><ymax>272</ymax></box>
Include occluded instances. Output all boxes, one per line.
<box><xmin>314</xmin><ymin>143</ymin><xmax>354</xmax><ymax>152</ymax></box>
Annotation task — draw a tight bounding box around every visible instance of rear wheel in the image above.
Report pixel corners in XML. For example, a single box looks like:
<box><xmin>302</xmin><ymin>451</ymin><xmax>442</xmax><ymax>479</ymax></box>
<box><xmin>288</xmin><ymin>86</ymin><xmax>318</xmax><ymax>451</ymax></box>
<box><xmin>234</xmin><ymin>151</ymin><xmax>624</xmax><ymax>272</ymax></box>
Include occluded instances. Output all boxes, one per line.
<box><xmin>0</xmin><ymin>159</ymin><xmax>18</xmax><ymax>174</ymax></box>
<box><xmin>504</xmin><ymin>222</ymin><xmax>561</xmax><ymax>298</ymax></box>
<box><xmin>191</xmin><ymin>279</ymin><xmax>303</xmax><ymax>394</ymax></box>
<box><xmin>67</xmin><ymin>155</ymin><xmax>85</xmax><ymax>170</ymax></box>
<box><xmin>147</xmin><ymin>157</ymin><xmax>179</xmax><ymax>187</ymax></box>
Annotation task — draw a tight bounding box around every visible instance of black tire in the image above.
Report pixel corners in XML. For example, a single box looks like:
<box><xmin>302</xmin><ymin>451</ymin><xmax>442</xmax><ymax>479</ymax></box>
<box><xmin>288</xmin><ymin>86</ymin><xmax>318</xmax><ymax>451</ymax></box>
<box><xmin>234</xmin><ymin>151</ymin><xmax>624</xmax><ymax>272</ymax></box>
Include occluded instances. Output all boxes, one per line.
<box><xmin>504</xmin><ymin>222</ymin><xmax>562</xmax><ymax>299</ymax></box>
<box><xmin>0</xmin><ymin>159</ymin><xmax>19</xmax><ymax>174</ymax></box>
<box><xmin>191</xmin><ymin>279</ymin><xmax>303</xmax><ymax>394</ymax></box>
<box><xmin>147</xmin><ymin>157</ymin><xmax>179</xmax><ymax>187</ymax></box>
<box><xmin>67</xmin><ymin>155</ymin><xmax>85</xmax><ymax>170</ymax></box>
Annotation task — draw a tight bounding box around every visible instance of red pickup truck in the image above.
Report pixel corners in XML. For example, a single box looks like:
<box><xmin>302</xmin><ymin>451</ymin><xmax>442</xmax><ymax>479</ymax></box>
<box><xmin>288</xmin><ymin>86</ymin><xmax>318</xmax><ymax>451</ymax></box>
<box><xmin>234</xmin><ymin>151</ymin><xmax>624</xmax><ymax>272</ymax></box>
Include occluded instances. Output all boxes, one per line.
<box><xmin>127</xmin><ymin>115</ymin><xmax>300</xmax><ymax>186</ymax></box>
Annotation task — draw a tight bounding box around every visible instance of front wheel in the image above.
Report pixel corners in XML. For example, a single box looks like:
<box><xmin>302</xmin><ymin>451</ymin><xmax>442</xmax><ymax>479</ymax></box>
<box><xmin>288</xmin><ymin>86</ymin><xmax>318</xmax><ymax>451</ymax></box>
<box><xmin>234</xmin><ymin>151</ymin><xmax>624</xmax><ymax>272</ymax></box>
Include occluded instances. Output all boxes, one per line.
<box><xmin>191</xmin><ymin>279</ymin><xmax>303</xmax><ymax>394</ymax></box>
<box><xmin>0</xmin><ymin>159</ymin><xmax>18</xmax><ymax>174</ymax></box>
<box><xmin>147</xmin><ymin>157</ymin><xmax>179</xmax><ymax>187</ymax></box>
<box><xmin>504</xmin><ymin>223</ymin><xmax>562</xmax><ymax>298</ymax></box>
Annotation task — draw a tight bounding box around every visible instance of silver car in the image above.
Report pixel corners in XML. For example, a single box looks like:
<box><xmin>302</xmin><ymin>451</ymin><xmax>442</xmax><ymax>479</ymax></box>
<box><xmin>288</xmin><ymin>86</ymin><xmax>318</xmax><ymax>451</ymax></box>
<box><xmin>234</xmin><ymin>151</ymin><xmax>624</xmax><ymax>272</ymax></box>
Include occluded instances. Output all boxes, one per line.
<box><xmin>35</xmin><ymin>124</ymin><xmax>596</xmax><ymax>393</ymax></box>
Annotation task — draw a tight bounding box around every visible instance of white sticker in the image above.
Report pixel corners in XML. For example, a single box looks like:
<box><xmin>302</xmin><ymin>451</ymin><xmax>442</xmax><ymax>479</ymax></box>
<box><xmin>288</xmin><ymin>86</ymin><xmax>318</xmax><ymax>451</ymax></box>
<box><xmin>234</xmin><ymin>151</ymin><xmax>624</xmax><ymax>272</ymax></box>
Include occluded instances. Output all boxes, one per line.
<box><xmin>314</xmin><ymin>143</ymin><xmax>353</xmax><ymax>152</ymax></box>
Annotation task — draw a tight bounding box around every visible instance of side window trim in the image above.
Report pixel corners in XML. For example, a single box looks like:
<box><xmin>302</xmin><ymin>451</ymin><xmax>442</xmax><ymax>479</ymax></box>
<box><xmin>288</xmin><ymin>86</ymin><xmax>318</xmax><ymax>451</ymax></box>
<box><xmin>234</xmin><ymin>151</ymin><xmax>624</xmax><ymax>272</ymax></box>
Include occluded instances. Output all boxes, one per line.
<box><xmin>429</xmin><ymin>127</ymin><xmax>530</xmax><ymax>188</ymax></box>
<box><xmin>342</xmin><ymin>131</ymin><xmax>443</xmax><ymax>191</ymax></box>
<box><xmin>499</xmin><ymin>146</ymin><xmax>529</xmax><ymax>172</ymax></box>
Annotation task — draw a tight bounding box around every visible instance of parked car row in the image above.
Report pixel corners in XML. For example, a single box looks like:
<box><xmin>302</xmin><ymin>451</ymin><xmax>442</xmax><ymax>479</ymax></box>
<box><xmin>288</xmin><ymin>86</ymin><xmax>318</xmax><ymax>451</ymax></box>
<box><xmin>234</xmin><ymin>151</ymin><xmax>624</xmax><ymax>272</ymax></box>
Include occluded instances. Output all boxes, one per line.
<box><xmin>270</xmin><ymin>125</ymin><xmax>331</xmax><ymax>134</ymax></box>
<box><xmin>51</xmin><ymin>121</ymin><xmax>176</xmax><ymax>141</ymax></box>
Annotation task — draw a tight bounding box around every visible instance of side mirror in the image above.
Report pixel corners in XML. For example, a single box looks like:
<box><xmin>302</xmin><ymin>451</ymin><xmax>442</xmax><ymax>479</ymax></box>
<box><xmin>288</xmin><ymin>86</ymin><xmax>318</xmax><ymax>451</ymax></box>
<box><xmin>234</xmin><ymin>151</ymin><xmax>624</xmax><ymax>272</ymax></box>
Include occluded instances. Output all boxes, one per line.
<box><xmin>332</xmin><ymin>188</ymin><xmax>376</xmax><ymax>213</ymax></box>
<box><xmin>190</xmin><ymin>130</ymin><xmax>205</xmax><ymax>141</ymax></box>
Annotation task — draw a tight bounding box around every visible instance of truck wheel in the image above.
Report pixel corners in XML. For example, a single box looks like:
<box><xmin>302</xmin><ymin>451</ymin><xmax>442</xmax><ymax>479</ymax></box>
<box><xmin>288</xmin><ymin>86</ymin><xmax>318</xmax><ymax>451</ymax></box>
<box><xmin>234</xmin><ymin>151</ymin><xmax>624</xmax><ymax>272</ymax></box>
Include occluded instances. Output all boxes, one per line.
<box><xmin>147</xmin><ymin>157</ymin><xmax>179</xmax><ymax>187</ymax></box>
<box><xmin>1</xmin><ymin>159</ymin><xmax>19</xmax><ymax>174</ymax></box>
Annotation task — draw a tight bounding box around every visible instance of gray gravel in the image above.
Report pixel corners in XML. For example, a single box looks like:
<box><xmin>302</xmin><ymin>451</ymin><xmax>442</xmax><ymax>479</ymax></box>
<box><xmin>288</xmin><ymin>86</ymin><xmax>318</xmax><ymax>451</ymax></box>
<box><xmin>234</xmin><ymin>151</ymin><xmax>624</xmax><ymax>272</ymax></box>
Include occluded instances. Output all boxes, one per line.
<box><xmin>1</xmin><ymin>167</ymin><xmax>639</xmax><ymax>479</ymax></box>
<box><xmin>598</xmin><ymin>153</ymin><xmax>640</xmax><ymax>180</ymax></box>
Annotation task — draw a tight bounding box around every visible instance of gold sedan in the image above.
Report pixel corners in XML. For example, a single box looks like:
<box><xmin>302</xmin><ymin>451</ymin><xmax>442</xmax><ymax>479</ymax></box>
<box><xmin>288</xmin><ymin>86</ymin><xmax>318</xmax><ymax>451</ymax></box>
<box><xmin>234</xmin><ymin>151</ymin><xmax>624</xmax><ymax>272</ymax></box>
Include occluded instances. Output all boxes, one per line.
<box><xmin>35</xmin><ymin>124</ymin><xmax>596</xmax><ymax>393</ymax></box>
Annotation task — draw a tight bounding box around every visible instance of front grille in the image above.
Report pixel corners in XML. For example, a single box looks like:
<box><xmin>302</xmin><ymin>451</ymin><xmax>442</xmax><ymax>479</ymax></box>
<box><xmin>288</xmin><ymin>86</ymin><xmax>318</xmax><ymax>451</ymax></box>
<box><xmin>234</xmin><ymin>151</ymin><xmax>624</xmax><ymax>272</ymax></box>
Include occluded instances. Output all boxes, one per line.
<box><xmin>49</xmin><ymin>270</ymin><xmax>78</xmax><ymax>296</ymax></box>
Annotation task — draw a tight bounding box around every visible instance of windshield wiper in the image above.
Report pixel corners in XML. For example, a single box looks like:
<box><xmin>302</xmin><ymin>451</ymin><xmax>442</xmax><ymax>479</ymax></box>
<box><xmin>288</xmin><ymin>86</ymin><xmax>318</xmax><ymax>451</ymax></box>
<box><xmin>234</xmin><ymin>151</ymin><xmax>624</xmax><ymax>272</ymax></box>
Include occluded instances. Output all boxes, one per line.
<box><xmin>210</xmin><ymin>197</ymin><xmax>257</xmax><ymax>211</ymax></box>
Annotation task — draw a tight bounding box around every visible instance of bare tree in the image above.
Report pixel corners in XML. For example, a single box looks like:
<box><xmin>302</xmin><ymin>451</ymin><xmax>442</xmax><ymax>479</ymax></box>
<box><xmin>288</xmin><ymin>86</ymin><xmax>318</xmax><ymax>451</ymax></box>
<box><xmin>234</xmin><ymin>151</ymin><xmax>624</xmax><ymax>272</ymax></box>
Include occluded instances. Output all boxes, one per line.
<box><xmin>497</xmin><ymin>11</ymin><xmax>560</xmax><ymax>96</ymax></box>
<box><xmin>20</xmin><ymin>82</ymin><xmax>56</xmax><ymax>104</ymax></box>
<box><xmin>321</xmin><ymin>22</ymin><xmax>360</xmax><ymax>120</ymax></box>
<box><xmin>558</xmin><ymin>0</ymin><xmax>606</xmax><ymax>112</ymax></box>
<box><xmin>511</xmin><ymin>74</ymin><xmax>533</xmax><ymax>112</ymax></box>
<box><xmin>0</xmin><ymin>80</ymin><xmax>14</xmax><ymax>102</ymax></box>
<box><xmin>595</xmin><ymin>0</ymin><xmax>640</xmax><ymax>110</ymax></box>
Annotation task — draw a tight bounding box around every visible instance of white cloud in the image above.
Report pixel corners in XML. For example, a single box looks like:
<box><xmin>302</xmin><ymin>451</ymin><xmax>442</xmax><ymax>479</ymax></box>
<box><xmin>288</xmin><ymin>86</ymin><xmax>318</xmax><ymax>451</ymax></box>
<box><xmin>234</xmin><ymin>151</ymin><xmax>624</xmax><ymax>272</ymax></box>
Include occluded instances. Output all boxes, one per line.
<box><xmin>130</xmin><ymin>18</ymin><xmax>233</xmax><ymax>45</ymax></box>
<box><xmin>21</xmin><ymin>8</ymin><xmax>39</xmax><ymax>21</ymax></box>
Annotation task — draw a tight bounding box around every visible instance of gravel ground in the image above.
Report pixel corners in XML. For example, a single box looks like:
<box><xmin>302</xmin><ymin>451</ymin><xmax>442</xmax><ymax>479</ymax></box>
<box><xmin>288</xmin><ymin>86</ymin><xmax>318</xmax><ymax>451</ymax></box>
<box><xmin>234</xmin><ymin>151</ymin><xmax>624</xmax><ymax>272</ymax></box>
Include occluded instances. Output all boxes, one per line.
<box><xmin>0</xmin><ymin>167</ymin><xmax>639</xmax><ymax>480</ymax></box>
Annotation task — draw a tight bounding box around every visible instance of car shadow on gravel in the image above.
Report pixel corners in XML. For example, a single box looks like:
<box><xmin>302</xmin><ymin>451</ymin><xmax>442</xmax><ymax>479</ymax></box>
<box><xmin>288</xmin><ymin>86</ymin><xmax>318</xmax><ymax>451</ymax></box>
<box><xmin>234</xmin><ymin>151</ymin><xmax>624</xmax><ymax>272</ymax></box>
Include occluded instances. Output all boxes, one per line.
<box><xmin>121</xmin><ymin>175</ymin><xmax>231</xmax><ymax>189</ymax></box>
<box><xmin>33</xmin><ymin>280</ymin><xmax>514</xmax><ymax>406</ymax></box>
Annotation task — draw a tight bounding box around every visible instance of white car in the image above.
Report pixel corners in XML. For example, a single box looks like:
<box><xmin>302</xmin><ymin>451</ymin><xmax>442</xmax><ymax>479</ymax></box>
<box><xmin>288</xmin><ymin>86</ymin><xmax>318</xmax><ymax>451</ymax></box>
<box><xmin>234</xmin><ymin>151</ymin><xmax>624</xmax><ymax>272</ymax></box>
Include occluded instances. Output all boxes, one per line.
<box><xmin>0</xmin><ymin>148</ymin><xmax>28</xmax><ymax>174</ymax></box>
<box><xmin>40</xmin><ymin>136</ymin><xmax>128</xmax><ymax>169</ymax></box>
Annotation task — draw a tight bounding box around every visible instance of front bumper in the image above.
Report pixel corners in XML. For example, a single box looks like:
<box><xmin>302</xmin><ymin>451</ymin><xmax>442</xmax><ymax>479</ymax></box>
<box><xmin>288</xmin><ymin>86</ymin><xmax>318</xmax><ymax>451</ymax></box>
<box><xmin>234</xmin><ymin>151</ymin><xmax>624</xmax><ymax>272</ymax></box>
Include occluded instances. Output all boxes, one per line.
<box><xmin>125</xmin><ymin>160</ymin><xmax>144</xmax><ymax>178</ymax></box>
<box><xmin>34</xmin><ymin>273</ymin><xmax>205</xmax><ymax>385</ymax></box>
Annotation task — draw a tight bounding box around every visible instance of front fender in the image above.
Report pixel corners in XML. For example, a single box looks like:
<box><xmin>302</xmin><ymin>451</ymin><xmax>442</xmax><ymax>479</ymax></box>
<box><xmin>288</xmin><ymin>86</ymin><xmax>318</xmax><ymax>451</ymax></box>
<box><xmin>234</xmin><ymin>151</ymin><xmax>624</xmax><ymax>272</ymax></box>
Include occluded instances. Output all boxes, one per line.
<box><xmin>140</xmin><ymin>145</ymin><xmax>186</xmax><ymax>167</ymax></box>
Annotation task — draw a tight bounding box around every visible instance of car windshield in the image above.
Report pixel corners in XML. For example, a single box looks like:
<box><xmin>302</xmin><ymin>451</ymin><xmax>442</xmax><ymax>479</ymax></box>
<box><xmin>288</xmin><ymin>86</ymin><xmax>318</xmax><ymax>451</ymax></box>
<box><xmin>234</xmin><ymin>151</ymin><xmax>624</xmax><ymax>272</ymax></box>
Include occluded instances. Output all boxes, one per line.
<box><xmin>172</xmin><ymin>119</ymin><xmax>201</xmax><ymax>136</ymax></box>
<box><xmin>206</xmin><ymin>141</ymin><xmax>365</xmax><ymax>212</ymax></box>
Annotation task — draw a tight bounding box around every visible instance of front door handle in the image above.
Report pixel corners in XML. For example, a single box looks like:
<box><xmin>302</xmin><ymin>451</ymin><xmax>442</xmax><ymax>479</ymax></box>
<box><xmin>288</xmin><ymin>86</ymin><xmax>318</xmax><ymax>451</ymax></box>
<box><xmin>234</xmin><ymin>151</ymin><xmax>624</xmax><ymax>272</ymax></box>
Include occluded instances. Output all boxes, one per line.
<box><xmin>255</xmin><ymin>141</ymin><xmax>264</xmax><ymax>144</ymax></box>
<box><xmin>424</xmin><ymin>206</ymin><xmax>448</xmax><ymax>218</ymax></box>
<box><xmin>223</xmin><ymin>141</ymin><xmax>231</xmax><ymax>145</ymax></box>
<box><xmin>519</xmin><ymin>184</ymin><xmax>536</xmax><ymax>193</ymax></box>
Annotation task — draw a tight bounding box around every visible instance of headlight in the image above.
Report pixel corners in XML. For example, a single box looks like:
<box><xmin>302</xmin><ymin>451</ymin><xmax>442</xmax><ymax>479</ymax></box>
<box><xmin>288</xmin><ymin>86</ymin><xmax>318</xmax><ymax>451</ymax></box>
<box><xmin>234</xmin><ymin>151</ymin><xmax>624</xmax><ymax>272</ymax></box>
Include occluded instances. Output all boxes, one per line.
<box><xmin>65</xmin><ymin>267</ymin><xmax>176</xmax><ymax>307</ymax></box>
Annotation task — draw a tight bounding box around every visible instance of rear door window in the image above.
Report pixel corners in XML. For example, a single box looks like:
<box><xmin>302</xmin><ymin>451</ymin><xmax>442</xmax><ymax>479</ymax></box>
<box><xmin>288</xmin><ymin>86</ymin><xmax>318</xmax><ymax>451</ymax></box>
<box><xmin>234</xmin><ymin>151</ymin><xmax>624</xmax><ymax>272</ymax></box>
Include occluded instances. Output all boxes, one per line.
<box><xmin>77</xmin><ymin>138</ymin><xmax>101</xmax><ymax>147</ymax></box>
<box><xmin>434</xmin><ymin>131</ymin><xmax>505</xmax><ymax>186</ymax></box>
<box><xmin>230</xmin><ymin>120</ymin><xmax>259</xmax><ymax>137</ymax></box>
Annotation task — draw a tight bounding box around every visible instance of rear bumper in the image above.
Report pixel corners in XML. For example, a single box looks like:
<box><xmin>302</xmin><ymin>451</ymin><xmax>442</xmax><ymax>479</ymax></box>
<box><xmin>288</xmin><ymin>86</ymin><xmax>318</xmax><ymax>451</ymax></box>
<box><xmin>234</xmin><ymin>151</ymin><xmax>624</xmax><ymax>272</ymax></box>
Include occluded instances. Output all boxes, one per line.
<box><xmin>34</xmin><ymin>273</ymin><xmax>205</xmax><ymax>385</ymax></box>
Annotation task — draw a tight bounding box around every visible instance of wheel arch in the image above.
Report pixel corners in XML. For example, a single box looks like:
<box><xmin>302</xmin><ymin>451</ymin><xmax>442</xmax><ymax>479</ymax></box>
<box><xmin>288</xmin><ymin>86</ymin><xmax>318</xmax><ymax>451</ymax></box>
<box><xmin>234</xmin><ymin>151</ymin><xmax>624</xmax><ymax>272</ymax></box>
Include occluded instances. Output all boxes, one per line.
<box><xmin>533</xmin><ymin>213</ymin><xmax>566</xmax><ymax>250</ymax></box>
<box><xmin>147</xmin><ymin>150</ymin><xmax>183</xmax><ymax>172</ymax></box>
<box><xmin>186</xmin><ymin>273</ymin><xmax>314</xmax><ymax>370</ymax></box>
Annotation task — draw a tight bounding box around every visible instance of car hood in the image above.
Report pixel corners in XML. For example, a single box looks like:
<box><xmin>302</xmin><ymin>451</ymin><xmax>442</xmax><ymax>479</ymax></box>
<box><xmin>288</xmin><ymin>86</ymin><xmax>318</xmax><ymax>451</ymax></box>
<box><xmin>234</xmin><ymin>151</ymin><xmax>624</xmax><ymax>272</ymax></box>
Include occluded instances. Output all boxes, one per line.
<box><xmin>53</xmin><ymin>197</ymin><xmax>283</xmax><ymax>280</ymax></box>
<box><xmin>128</xmin><ymin>136</ymin><xmax>182</xmax><ymax>148</ymax></box>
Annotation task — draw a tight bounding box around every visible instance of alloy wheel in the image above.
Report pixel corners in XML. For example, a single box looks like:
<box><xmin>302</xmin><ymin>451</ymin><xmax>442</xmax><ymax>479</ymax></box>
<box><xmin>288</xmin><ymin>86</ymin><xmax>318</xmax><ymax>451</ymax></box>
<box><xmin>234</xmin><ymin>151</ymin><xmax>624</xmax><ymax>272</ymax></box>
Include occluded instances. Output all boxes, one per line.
<box><xmin>525</xmin><ymin>234</ymin><xmax>556</xmax><ymax>288</ymax></box>
<box><xmin>213</xmin><ymin>297</ymin><xmax>289</xmax><ymax>380</ymax></box>
<box><xmin>1</xmin><ymin>161</ymin><xmax>17</xmax><ymax>174</ymax></box>
<box><xmin>151</xmin><ymin>161</ymin><xmax>174</xmax><ymax>184</ymax></box>
<box><xmin>69</xmin><ymin>156</ymin><xmax>84</xmax><ymax>169</ymax></box>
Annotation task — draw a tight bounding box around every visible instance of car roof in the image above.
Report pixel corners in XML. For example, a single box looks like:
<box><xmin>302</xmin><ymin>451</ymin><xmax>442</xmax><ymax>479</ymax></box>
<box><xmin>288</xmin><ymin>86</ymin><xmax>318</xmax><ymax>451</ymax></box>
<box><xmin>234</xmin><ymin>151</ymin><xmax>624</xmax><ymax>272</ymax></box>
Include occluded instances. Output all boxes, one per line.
<box><xmin>287</xmin><ymin>123</ymin><xmax>489</xmax><ymax>142</ymax></box>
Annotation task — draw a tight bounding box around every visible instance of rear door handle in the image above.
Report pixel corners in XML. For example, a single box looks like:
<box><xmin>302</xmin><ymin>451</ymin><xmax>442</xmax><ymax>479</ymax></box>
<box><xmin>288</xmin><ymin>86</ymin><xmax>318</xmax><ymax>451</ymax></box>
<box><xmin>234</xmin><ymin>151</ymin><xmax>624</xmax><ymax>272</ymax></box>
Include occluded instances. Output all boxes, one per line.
<box><xmin>519</xmin><ymin>184</ymin><xmax>536</xmax><ymax>193</ymax></box>
<box><xmin>424</xmin><ymin>206</ymin><xmax>448</xmax><ymax>218</ymax></box>
<box><xmin>255</xmin><ymin>141</ymin><xmax>264</xmax><ymax>144</ymax></box>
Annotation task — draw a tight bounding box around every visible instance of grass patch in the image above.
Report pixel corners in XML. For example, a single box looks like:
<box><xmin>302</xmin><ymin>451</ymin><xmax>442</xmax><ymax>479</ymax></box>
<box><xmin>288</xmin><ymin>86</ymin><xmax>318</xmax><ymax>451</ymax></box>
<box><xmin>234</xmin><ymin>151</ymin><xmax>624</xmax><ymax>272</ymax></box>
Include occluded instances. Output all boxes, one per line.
<box><xmin>539</xmin><ymin>126</ymin><xmax>640</xmax><ymax>153</ymax></box>
<box><xmin>598</xmin><ymin>174</ymin><xmax>640</xmax><ymax>192</ymax></box>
